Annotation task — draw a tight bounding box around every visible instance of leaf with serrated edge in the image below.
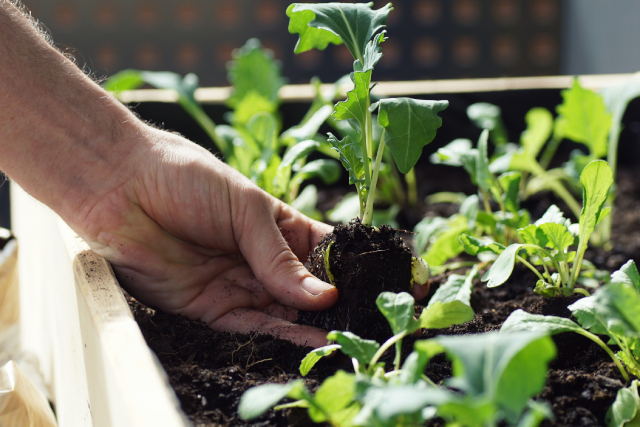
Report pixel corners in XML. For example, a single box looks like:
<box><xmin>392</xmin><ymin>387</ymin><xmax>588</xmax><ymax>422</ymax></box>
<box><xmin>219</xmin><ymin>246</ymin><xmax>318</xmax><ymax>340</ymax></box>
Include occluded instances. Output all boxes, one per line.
<box><xmin>459</xmin><ymin>234</ymin><xmax>505</xmax><ymax>256</ymax></box>
<box><xmin>287</xmin><ymin>3</ymin><xmax>392</xmax><ymax>61</ymax></box>
<box><xmin>377</xmin><ymin>98</ymin><xmax>449</xmax><ymax>174</ymax></box>
<box><xmin>539</xmin><ymin>223</ymin><xmax>574</xmax><ymax>253</ymax></box>
<box><xmin>482</xmin><ymin>244</ymin><xmax>525</xmax><ymax>288</ymax></box>
<box><xmin>327</xmin><ymin>133</ymin><xmax>364</xmax><ymax>185</ymax></box>
<box><xmin>300</xmin><ymin>344</ymin><xmax>341</xmax><ymax>376</ymax></box>
<box><xmin>326</xmin><ymin>330</ymin><xmax>379</xmax><ymax>366</ymax></box>
<box><xmin>334</xmin><ymin>71</ymin><xmax>372</xmax><ymax>132</ymax></box>
<box><xmin>521</xmin><ymin>108</ymin><xmax>553</xmax><ymax>159</ymax></box>
<box><xmin>611</xmin><ymin>260</ymin><xmax>640</xmax><ymax>293</ymax></box>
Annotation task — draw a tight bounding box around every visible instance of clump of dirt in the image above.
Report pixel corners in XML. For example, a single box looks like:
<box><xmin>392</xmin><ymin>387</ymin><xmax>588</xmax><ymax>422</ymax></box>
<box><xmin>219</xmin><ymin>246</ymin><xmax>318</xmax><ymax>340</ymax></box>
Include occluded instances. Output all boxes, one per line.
<box><xmin>297</xmin><ymin>219</ymin><xmax>413</xmax><ymax>343</ymax></box>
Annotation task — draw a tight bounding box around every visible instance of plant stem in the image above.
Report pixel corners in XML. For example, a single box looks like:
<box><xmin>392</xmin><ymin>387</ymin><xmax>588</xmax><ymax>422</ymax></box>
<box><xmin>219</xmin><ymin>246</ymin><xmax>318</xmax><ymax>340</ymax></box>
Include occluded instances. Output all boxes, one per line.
<box><xmin>578</xmin><ymin>330</ymin><xmax>629</xmax><ymax>382</ymax></box>
<box><xmin>539</xmin><ymin>136</ymin><xmax>561</xmax><ymax>170</ymax></box>
<box><xmin>363</xmin><ymin>131</ymin><xmax>387</xmax><ymax>225</ymax></box>
<box><xmin>516</xmin><ymin>255</ymin><xmax>545</xmax><ymax>282</ymax></box>
<box><xmin>368</xmin><ymin>331</ymin><xmax>406</xmax><ymax>375</ymax></box>
<box><xmin>405</xmin><ymin>167</ymin><xmax>417</xmax><ymax>207</ymax></box>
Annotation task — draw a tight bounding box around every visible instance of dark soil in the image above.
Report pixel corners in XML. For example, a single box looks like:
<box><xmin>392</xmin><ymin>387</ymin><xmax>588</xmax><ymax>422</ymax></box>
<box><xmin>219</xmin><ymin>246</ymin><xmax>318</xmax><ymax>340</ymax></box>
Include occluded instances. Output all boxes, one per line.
<box><xmin>297</xmin><ymin>219</ymin><xmax>413</xmax><ymax>343</ymax></box>
<box><xmin>127</xmin><ymin>168</ymin><xmax>640</xmax><ymax>427</ymax></box>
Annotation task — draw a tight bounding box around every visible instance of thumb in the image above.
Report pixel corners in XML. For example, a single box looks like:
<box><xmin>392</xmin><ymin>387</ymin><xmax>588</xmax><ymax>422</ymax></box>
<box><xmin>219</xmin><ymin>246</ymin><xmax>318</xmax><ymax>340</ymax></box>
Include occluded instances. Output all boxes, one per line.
<box><xmin>236</xmin><ymin>199</ymin><xmax>338</xmax><ymax>311</ymax></box>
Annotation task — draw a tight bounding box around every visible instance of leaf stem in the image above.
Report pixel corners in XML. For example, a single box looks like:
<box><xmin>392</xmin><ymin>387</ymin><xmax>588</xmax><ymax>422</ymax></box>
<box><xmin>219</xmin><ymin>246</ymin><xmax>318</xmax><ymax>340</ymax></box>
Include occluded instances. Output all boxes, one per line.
<box><xmin>363</xmin><ymin>130</ymin><xmax>386</xmax><ymax>225</ymax></box>
<box><xmin>368</xmin><ymin>331</ymin><xmax>406</xmax><ymax>375</ymax></box>
<box><xmin>516</xmin><ymin>255</ymin><xmax>545</xmax><ymax>282</ymax></box>
<box><xmin>578</xmin><ymin>330</ymin><xmax>629</xmax><ymax>382</ymax></box>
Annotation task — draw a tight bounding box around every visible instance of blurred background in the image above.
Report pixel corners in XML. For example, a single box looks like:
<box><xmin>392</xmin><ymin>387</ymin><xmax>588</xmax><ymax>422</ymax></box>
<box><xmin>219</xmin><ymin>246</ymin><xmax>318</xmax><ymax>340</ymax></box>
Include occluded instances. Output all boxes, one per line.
<box><xmin>1</xmin><ymin>0</ymin><xmax>639</xmax><ymax>229</ymax></box>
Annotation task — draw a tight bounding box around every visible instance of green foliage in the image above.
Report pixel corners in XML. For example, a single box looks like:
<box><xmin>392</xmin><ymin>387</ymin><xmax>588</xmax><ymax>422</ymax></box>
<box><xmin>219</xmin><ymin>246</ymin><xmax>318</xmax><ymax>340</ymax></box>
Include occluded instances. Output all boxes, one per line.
<box><xmin>480</xmin><ymin>160</ymin><xmax>614</xmax><ymax>297</ymax></box>
<box><xmin>419</xmin><ymin>265</ymin><xmax>477</xmax><ymax>329</ymax></box>
<box><xmin>606</xmin><ymin>380</ymin><xmax>640</xmax><ymax>427</ymax></box>
<box><xmin>288</xmin><ymin>1</ymin><xmax>447</xmax><ymax>225</ymax></box>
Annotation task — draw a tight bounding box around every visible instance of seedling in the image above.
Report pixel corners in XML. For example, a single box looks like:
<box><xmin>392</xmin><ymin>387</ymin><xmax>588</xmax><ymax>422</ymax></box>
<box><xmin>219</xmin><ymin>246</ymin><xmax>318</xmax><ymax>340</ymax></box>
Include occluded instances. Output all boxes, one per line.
<box><xmin>103</xmin><ymin>40</ymin><xmax>342</xmax><ymax>218</ymax></box>
<box><xmin>239</xmin><ymin>288</ymin><xmax>555</xmax><ymax>427</ymax></box>
<box><xmin>286</xmin><ymin>2</ymin><xmax>448</xmax><ymax>226</ymax></box>
<box><xmin>471</xmin><ymin>160</ymin><xmax>613</xmax><ymax>297</ymax></box>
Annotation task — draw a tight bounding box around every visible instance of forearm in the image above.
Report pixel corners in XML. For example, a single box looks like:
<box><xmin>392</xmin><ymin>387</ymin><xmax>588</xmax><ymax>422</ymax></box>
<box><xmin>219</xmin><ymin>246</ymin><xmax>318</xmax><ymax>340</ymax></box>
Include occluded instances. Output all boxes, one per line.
<box><xmin>0</xmin><ymin>1</ymin><xmax>145</xmax><ymax>217</ymax></box>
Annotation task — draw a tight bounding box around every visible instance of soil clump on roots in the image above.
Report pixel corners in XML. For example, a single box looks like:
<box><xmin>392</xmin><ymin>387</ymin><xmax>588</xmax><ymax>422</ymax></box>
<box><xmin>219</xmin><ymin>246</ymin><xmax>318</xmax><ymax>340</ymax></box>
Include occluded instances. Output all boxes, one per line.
<box><xmin>297</xmin><ymin>219</ymin><xmax>413</xmax><ymax>343</ymax></box>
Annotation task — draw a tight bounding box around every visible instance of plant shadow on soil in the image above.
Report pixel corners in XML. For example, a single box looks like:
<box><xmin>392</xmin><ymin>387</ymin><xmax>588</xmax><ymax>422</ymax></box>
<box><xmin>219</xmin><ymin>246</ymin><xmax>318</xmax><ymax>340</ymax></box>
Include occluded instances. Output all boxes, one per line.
<box><xmin>127</xmin><ymin>168</ymin><xmax>640</xmax><ymax>427</ymax></box>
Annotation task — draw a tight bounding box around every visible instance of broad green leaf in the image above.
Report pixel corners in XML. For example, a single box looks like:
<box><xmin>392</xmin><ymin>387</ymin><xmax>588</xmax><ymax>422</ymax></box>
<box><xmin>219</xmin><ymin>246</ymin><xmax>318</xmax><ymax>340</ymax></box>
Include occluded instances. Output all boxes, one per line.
<box><xmin>498</xmin><ymin>171</ymin><xmax>521</xmax><ymax>213</ymax></box>
<box><xmin>291</xmin><ymin>159</ymin><xmax>341</xmax><ymax>186</ymax></box>
<box><xmin>232</xmin><ymin>91</ymin><xmax>278</xmax><ymax>126</ymax></box>
<box><xmin>102</xmin><ymin>69</ymin><xmax>145</xmax><ymax>92</ymax></box>
<box><xmin>578</xmin><ymin>160</ymin><xmax>614</xmax><ymax>248</ymax></box>
<box><xmin>611</xmin><ymin>260</ymin><xmax>640</xmax><ymax>293</ymax></box>
<box><xmin>281</xmin><ymin>140</ymin><xmax>320</xmax><ymax>168</ymax></box>
<box><xmin>459</xmin><ymin>234</ymin><xmax>505</xmax><ymax>256</ymax></box>
<box><xmin>482</xmin><ymin>244</ymin><xmax>525</xmax><ymax>288</ymax></box>
<box><xmin>334</xmin><ymin>71</ymin><xmax>372</xmax><ymax>133</ymax></box>
<box><xmin>434</xmin><ymin>331</ymin><xmax>556</xmax><ymax>423</ymax></box>
<box><xmin>419</xmin><ymin>265</ymin><xmax>478</xmax><ymax>329</ymax></box>
<box><xmin>539</xmin><ymin>223</ymin><xmax>574</xmax><ymax>253</ymax></box>
<box><xmin>287</xmin><ymin>2</ymin><xmax>392</xmax><ymax>61</ymax></box>
<box><xmin>299</xmin><ymin>344</ymin><xmax>341</xmax><ymax>376</ymax></box>
<box><xmin>509</xmin><ymin>150</ymin><xmax>542</xmax><ymax>175</ymax></box>
<box><xmin>377</xmin><ymin>98</ymin><xmax>449</xmax><ymax>174</ymax></box>
<box><xmin>476</xmin><ymin>129</ymin><xmax>502</xmax><ymax>201</ymax></box>
<box><xmin>376</xmin><ymin>292</ymin><xmax>416</xmax><ymax>335</ymax></box>
<box><xmin>422</xmin><ymin>216</ymin><xmax>468</xmax><ymax>267</ymax></box>
<box><xmin>518</xmin><ymin>224</ymin><xmax>548</xmax><ymax>251</ymax></box>
<box><xmin>467</xmin><ymin>102</ymin><xmax>508</xmax><ymax>146</ymax></box>
<box><xmin>247</xmin><ymin>112</ymin><xmax>278</xmax><ymax>151</ymax></box>
<box><xmin>397</xmin><ymin>351</ymin><xmax>429</xmax><ymax>385</ymax></box>
<box><xmin>521</xmin><ymin>108</ymin><xmax>553</xmax><ymax>159</ymax></box>
<box><xmin>606</xmin><ymin>380</ymin><xmax>640</xmax><ymax>427</ymax></box>
<box><xmin>500</xmin><ymin>309</ymin><xmax>583</xmax><ymax>335</ymax></box>
<box><xmin>460</xmin><ymin>195</ymin><xmax>480</xmax><ymax>228</ymax></box>
<box><xmin>326</xmin><ymin>330</ymin><xmax>379</xmax><ymax>366</ymax></box>
<box><xmin>282</xmin><ymin>104</ymin><xmax>334</xmax><ymax>144</ymax></box>
<box><xmin>309</xmin><ymin>371</ymin><xmax>356</xmax><ymax>423</ymax></box>
<box><xmin>238</xmin><ymin>380</ymin><xmax>305</xmax><ymax>420</ymax></box>
<box><xmin>414</xmin><ymin>216</ymin><xmax>449</xmax><ymax>255</ymax></box>
<box><xmin>327</xmin><ymin>133</ymin><xmax>365</xmax><ymax>186</ymax></box>
<box><xmin>556</xmin><ymin>79</ymin><xmax>611</xmax><ymax>159</ymax></box>
<box><xmin>226</xmin><ymin>39</ymin><xmax>284</xmax><ymax>108</ymax></box>
<box><xmin>359</xmin><ymin>31</ymin><xmax>386</xmax><ymax>71</ymax></box>
<box><xmin>437</xmin><ymin>398</ymin><xmax>497</xmax><ymax>427</ymax></box>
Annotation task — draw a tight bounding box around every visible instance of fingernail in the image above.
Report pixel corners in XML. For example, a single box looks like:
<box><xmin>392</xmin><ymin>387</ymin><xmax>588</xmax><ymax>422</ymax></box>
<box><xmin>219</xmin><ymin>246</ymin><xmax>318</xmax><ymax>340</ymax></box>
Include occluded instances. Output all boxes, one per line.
<box><xmin>302</xmin><ymin>277</ymin><xmax>333</xmax><ymax>296</ymax></box>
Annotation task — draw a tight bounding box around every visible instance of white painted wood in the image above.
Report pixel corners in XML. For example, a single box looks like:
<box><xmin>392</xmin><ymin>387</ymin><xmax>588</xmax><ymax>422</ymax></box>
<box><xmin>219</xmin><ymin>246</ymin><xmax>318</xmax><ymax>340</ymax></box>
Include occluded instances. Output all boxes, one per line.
<box><xmin>11</xmin><ymin>183</ymin><xmax>189</xmax><ymax>427</ymax></box>
<box><xmin>114</xmin><ymin>72</ymin><xmax>640</xmax><ymax>104</ymax></box>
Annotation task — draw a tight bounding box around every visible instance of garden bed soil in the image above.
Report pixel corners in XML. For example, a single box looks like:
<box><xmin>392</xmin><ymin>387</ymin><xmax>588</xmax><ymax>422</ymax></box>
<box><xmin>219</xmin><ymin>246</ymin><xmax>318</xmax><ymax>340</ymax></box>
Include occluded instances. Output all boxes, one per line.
<box><xmin>127</xmin><ymin>168</ymin><xmax>640</xmax><ymax>427</ymax></box>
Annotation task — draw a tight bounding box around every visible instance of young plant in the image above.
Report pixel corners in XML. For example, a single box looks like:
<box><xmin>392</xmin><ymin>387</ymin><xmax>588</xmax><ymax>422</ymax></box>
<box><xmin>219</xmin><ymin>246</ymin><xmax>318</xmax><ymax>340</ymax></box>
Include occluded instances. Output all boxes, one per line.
<box><xmin>239</xmin><ymin>288</ymin><xmax>556</xmax><ymax>427</ymax></box>
<box><xmin>286</xmin><ymin>2</ymin><xmax>448</xmax><ymax>226</ymax></box>
<box><xmin>476</xmin><ymin>159</ymin><xmax>613</xmax><ymax>297</ymax></box>
<box><xmin>500</xmin><ymin>259</ymin><xmax>640</xmax><ymax>384</ymax></box>
<box><xmin>419</xmin><ymin>129</ymin><xmax>530</xmax><ymax>270</ymax></box>
<box><xmin>103</xmin><ymin>40</ymin><xmax>342</xmax><ymax>219</ymax></box>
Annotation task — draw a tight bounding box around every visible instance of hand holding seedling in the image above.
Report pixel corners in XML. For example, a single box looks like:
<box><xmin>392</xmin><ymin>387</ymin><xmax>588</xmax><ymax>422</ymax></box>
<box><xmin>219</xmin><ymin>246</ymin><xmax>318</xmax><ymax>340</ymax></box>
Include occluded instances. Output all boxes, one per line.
<box><xmin>0</xmin><ymin>1</ymin><xmax>343</xmax><ymax>347</ymax></box>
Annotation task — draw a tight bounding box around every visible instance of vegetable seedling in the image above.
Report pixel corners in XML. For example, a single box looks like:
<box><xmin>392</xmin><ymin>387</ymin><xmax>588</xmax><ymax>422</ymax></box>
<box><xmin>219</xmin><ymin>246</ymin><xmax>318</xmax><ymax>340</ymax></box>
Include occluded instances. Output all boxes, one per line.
<box><xmin>287</xmin><ymin>2</ymin><xmax>448</xmax><ymax>226</ymax></box>
<box><xmin>473</xmin><ymin>160</ymin><xmax>613</xmax><ymax>297</ymax></box>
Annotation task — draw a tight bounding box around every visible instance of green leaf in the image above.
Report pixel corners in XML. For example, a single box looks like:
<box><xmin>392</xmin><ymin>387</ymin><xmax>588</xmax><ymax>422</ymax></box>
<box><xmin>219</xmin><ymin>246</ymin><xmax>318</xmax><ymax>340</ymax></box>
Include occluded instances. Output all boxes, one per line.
<box><xmin>419</xmin><ymin>265</ymin><xmax>478</xmax><ymax>329</ymax></box>
<box><xmin>377</xmin><ymin>98</ymin><xmax>449</xmax><ymax>174</ymax></box>
<box><xmin>521</xmin><ymin>108</ymin><xmax>553</xmax><ymax>159</ymax></box>
<box><xmin>498</xmin><ymin>171</ymin><xmax>522</xmax><ymax>213</ymax></box>
<box><xmin>539</xmin><ymin>223</ymin><xmax>574</xmax><ymax>253</ymax></box>
<box><xmin>434</xmin><ymin>331</ymin><xmax>556</xmax><ymax>423</ymax></box>
<box><xmin>309</xmin><ymin>371</ymin><xmax>356</xmax><ymax>423</ymax></box>
<box><xmin>500</xmin><ymin>309</ymin><xmax>584</xmax><ymax>335</ymax></box>
<box><xmin>397</xmin><ymin>351</ymin><xmax>429</xmax><ymax>385</ymax></box>
<box><xmin>482</xmin><ymin>244</ymin><xmax>525</xmax><ymax>288</ymax></box>
<box><xmin>535</xmin><ymin>204</ymin><xmax>571</xmax><ymax>227</ymax></box>
<box><xmin>102</xmin><ymin>69</ymin><xmax>145</xmax><ymax>92</ymax></box>
<box><xmin>326</xmin><ymin>331</ymin><xmax>380</xmax><ymax>366</ymax></box>
<box><xmin>430</xmin><ymin>139</ymin><xmax>479</xmax><ymax>183</ymax></box>
<box><xmin>414</xmin><ymin>216</ymin><xmax>449</xmax><ymax>255</ymax></box>
<box><xmin>334</xmin><ymin>71</ymin><xmax>372</xmax><ymax>135</ymax></box>
<box><xmin>422</xmin><ymin>216</ymin><xmax>468</xmax><ymax>267</ymax></box>
<box><xmin>232</xmin><ymin>91</ymin><xmax>278</xmax><ymax>126</ymax></box>
<box><xmin>226</xmin><ymin>39</ymin><xmax>284</xmax><ymax>108</ymax></box>
<box><xmin>300</xmin><ymin>344</ymin><xmax>341</xmax><ymax>376</ymax></box>
<box><xmin>577</xmin><ymin>160</ymin><xmax>614</xmax><ymax>248</ymax></box>
<box><xmin>327</xmin><ymin>133</ymin><xmax>365</xmax><ymax>186</ymax></box>
<box><xmin>360</xmin><ymin>31</ymin><xmax>386</xmax><ymax>71</ymax></box>
<box><xmin>287</xmin><ymin>2</ymin><xmax>392</xmax><ymax>61</ymax></box>
<box><xmin>476</xmin><ymin>129</ymin><xmax>502</xmax><ymax>201</ymax></box>
<box><xmin>459</xmin><ymin>234</ymin><xmax>505</xmax><ymax>256</ymax></box>
<box><xmin>606</xmin><ymin>380</ymin><xmax>640</xmax><ymax>427</ymax></box>
<box><xmin>291</xmin><ymin>159</ymin><xmax>342</xmax><ymax>186</ymax></box>
<box><xmin>238</xmin><ymin>380</ymin><xmax>305</xmax><ymax>420</ymax></box>
<box><xmin>611</xmin><ymin>260</ymin><xmax>640</xmax><ymax>293</ymax></box>
<box><xmin>556</xmin><ymin>78</ymin><xmax>612</xmax><ymax>159</ymax></box>
<box><xmin>291</xmin><ymin>185</ymin><xmax>322</xmax><ymax>221</ymax></box>
<box><xmin>281</xmin><ymin>140</ymin><xmax>320</xmax><ymax>168</ymax></box>
<box><xmin>376</xmin><ymin>292</ymin><xmax>416</xmax><ymax>335</ymax></box>
<box><xmin>247</xmin><ymin>112</ymin><xmax>278</xmax><ymax>150</ymax></box>
<box><xmin>282</xmin><ymin>104</ymin><xmax>334</xmax><ymax>144</ymax></box>
<box><xmin>467</xmin><ymin>102</ymin><xmax>502</xmax><ymax>131</ymax></box>
<box><xmin>517</xmin><ymin>402</ymin><xmax>554</xmax><ymax>427</ymax></box>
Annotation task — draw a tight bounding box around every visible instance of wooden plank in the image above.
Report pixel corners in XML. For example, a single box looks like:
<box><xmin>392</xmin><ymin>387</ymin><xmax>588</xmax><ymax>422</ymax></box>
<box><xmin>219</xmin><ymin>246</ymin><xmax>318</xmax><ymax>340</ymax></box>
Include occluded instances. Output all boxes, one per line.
<box><xmin>11</xmin><ymin>183</ymin><xmax>188</xmax><ymax>427</ymax></box>
<box><xmin>114</xmin><ymin>72</ymin><xmax>640</xmax><ymax>104</ymax></box>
